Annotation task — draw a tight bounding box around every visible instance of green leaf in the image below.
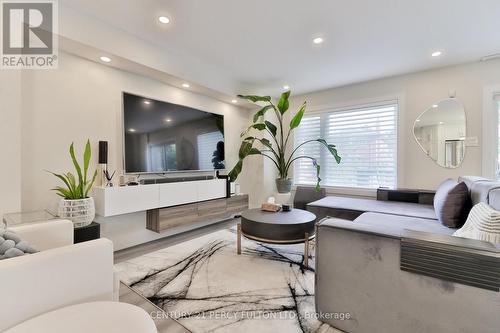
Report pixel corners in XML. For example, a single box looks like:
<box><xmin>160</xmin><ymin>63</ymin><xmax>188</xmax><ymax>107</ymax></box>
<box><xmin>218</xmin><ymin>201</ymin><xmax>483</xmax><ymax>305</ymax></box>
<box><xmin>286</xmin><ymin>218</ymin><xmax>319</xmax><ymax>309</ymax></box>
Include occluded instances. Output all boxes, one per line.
<box><xmin>238</xmin><ymin>141</ymin><xmax>253</xmax><ymax>159</ymax></box>
<box><xmin>53</xmin><ymin>186</ymin><xmax>73</xmax><ymax>200</ymax></box>
<box><xmin>248</xmin><ymin>148</ymin><xmax>261</xmax><ymax>155</ymax></box>
<box><xmin>252</xmin><ymin>123</ymin><xmax>266</xmax><ymax>131</ymax></box>
<box><xmin>259</xmin><ymin>138</ymin><xmax>272</xmax><ymax>149</ymax></box>
<box><xmin>277</xmin><ymin>90</ymin><xmax>291</xmax><ymax>114</ymax></box>
<box><xmin>237</xmin><ymin>95</ymin><xmax>272</xmax><ymax>103</ymax></box>
<box><xmin>69</xmin><ymin>143</ymin><xmax>84</xmax><ymax>197</ymax></box>
<box><xmin>240</xmin><ymin>123</ymin><xmax>266</xmax><ymax>137</ymax></box>
<box><xmin>66</xmin><ymin>172</ymin><xmax>78</xmax><ymax>197</ymax></box>
<box><xmin>317</xmin><ymin>139</ymin><xmax>342</xmax><ymax>164</ymax></box>
<box><xmin>83</xmin><ymin>139</ymin><xmax>91</xmax><ymax>185</ymax></box>
<box><xmin>84</xmin><ymin>169</ymin><xmax>98</xmax><ymax>197</ymax></box>
<box><xmin>290</xmin><ymin>102</ymin><xmax>306</xmax><ymax>129</ymax></box>
<box><xmin>48</xmin><ymin>171</ymin><xmax>72</xmax><ymax>192</ymax></box>
<box><xmin>228</xmin><ymin>160</ymin><xmax>243</xmax><ymax>182</ymax></box>
<box><xmin>265</xmin><ymin>121</ymin><xmax>277</xmax><ymax>137</ymax></box>
<box><xmin>253</xmin><ymin>105</ymin><xmax>273</xmax><ymax>123</ymax></box>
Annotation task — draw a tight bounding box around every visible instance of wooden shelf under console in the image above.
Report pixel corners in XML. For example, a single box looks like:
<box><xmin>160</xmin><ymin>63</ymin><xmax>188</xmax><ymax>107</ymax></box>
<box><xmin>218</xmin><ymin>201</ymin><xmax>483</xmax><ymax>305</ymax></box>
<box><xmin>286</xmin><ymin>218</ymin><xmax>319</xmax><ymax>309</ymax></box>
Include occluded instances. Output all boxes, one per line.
<box><xmin>146</xmin><ymin>194</ymin><xmax>249</xmax><ymax>233</ymax></box>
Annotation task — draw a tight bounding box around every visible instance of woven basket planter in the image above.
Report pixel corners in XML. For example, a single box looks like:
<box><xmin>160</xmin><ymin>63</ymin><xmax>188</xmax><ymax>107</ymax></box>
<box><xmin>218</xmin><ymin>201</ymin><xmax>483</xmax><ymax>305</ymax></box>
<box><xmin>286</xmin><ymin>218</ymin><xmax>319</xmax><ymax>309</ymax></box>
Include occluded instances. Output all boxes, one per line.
<box><xmin>58</xmin><ymin>197</ymin><xmax>95</xmax><ymax>228</ymax></box>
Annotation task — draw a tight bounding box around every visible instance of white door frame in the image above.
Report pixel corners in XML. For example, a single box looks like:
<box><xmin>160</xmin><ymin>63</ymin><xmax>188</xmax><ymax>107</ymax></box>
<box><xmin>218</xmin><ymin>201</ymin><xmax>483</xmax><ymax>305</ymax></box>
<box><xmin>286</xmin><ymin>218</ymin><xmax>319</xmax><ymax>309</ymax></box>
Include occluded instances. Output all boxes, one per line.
<box><xmin>482</xmin><ymin>85</ymin><xmax>500</xmax><ymax>179</ymax></box>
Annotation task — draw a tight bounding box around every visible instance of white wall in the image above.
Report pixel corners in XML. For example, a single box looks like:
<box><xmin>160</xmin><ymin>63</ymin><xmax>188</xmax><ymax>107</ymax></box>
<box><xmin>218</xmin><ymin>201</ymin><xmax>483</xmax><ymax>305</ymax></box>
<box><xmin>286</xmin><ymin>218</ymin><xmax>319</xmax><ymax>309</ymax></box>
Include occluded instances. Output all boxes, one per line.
<box><xmin>289</xmin><ymin>59</ymin><xmax>500</xmax><ymax>191</ymax></box>
<box><xmin>0</xmin><ymin>71</ymin><xmax>22</xmax><ymax>218</ymax></box>
<box><xmin>20</xmin><ymin>51</ymin><xmax>253</xmax><ymax>214</ymax></box>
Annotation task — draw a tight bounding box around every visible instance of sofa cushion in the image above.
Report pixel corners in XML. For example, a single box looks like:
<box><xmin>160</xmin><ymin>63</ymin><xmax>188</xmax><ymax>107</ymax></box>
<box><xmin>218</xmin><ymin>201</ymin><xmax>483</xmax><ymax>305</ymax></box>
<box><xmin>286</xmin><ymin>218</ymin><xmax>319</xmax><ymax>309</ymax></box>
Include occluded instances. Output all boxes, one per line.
<box><xmin>353</xmin><ymin>212</ymin><xmax>456</xmax><ymax>237</ymax></box>
<box><xmin>488</xmin><ymin>188</ymin><xmax>500</xmax><ymax>211</ymax></box>
<box><xmin>458</xmin><ymin>176</ymin><xmax>490</xmax><ymax>191</ymax></box>
<box><xmin>433</xmin><ymin>179</ymin><xmax>469</xmax><ymax>228</ymax></box>
<box><xmin>308</xmin><ymin>196</ymin><xmax>436</xmax><ymax>220</ymax></box>
<box><xmin>469</xmin><ymin>181</ymin><xmax>500</xmax><ymax>205</ymax></box>
<box><xmin>453</xmin><ymin>202</ymin><xmax>500</xmax><ymax>244</ymax></box>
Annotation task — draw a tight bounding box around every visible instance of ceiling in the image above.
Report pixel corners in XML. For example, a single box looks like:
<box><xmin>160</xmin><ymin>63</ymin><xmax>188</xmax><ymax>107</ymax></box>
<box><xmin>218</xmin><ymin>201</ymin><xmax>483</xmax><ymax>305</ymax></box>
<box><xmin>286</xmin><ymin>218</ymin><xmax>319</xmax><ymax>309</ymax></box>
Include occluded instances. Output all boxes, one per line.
<box><xmin>61</xmin><ymin>0</ymin><xmax>500</xmax><ymax>96</ymax></box>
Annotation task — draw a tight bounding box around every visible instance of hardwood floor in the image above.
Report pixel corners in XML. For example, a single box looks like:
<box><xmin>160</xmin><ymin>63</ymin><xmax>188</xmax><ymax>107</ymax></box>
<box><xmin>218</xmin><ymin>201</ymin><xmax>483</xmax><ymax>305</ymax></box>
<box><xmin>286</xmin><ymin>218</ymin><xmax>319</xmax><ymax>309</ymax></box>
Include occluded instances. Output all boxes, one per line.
<box><xmin>116</xmin><ymin>218</ymin><xmax>239</xmax><ymax>333</ymax></box>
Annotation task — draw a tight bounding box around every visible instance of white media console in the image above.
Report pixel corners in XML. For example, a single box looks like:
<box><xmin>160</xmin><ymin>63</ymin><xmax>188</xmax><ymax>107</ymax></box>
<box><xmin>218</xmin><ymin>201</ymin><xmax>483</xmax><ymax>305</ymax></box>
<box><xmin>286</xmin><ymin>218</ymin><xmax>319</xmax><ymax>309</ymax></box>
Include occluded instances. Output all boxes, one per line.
<box><xmin>92</xmin><ymin>179</ymin><xmax>227</xmax><ymax>217</ymax></box>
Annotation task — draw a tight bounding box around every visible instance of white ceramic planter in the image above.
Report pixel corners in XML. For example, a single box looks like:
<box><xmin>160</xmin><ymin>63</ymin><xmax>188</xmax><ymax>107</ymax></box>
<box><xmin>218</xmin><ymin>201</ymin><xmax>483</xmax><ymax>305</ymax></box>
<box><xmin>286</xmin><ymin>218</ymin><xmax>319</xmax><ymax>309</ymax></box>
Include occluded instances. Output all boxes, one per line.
<box><xmin>58</xmin><ymin>197</ymin><xmax>95</xmax><ymax>228</ymax></box>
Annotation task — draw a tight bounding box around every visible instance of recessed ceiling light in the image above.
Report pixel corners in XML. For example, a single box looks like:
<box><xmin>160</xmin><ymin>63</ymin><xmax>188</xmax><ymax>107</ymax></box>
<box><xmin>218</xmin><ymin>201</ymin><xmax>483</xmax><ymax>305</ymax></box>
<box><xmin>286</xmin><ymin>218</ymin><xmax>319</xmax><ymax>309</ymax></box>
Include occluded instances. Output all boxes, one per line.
<box><xmin>158</xmin><ymin>16</ymin><xmax>170</xmax><ymax>24</ymax></box>
<box><xmin>416</xmin><ymin>119</ymin><xmax>421</xmax><ymax>122</ymax></box>
<box><xmin>129</xmin><ymin>128</ymin><xmax>136</xmax><ymax>132</ymax></box>
<box><xmin>143</xmin><ymin>100</ymin><xmax>150</xmax><ymax>105</ymax></box>
<box><xmin>165</xmin><ymin>118</ymin><xmax>171</xmax><ymax>122</ymax></box>
<box><xmin>231</xmin><ymin>99</ymin><xmax>238</xmax><ymax>104</ymax></box>
<box><xmin>439</xmin><ymin>121</ymin><xmax>444</xmax><ymax>125</ymax></box>
<box><xmin>313</xmin><ymin>37</ymin><xmax>324</xmax><ymax>44</ymax></box>
<box><xmin>182</xmin><ymin>83</ymin><xmax>190</xmax><ymax>88</ymax></box>
<box><xmin>283</xmin><ymin>85</ymin><xmax>290</xmax><ymax>90</ymax></box>
<box><xmin>431</xmin><ymin>51</ymin><xmax>442</xmax><ymax>57</ymax></box>
<box><xmin>432</xmin><ymin>104</ymin><xmax>438</xmax><ymax>108</ymax></box>
<box><xmin>100</xmin><ymin>56</ymin><xmax>111</xmax><ymax>63</ymax></box>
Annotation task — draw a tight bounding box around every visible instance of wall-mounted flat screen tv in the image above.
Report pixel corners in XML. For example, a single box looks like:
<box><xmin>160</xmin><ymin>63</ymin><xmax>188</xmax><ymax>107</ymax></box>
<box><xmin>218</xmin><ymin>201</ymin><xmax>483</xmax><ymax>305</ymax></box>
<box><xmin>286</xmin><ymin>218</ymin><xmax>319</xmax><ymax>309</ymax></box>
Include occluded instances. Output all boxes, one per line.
<box><xmin>123</xmin><ymin>92</ymin><xmax>225</xmax><ymax>173</ymax></box>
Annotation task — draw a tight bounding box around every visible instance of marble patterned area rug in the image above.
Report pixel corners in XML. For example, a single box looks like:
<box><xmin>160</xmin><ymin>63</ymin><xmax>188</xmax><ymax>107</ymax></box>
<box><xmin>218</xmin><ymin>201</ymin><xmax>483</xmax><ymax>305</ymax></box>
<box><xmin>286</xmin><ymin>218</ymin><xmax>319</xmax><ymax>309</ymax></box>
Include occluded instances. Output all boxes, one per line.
<box><xmin>115</xmin><ymin>227</ymin><xmax>340</xmax><ymax>333</ymax></box>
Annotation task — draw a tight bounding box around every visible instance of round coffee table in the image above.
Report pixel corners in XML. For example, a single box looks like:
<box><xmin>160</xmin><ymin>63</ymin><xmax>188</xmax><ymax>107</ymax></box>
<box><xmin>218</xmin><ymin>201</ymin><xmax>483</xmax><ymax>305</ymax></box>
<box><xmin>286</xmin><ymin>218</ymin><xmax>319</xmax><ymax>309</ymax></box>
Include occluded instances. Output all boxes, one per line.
<box><xmin>237</xmin><ymin>208</ymin><xmax>317</xmax><ymax>266</ymax></box>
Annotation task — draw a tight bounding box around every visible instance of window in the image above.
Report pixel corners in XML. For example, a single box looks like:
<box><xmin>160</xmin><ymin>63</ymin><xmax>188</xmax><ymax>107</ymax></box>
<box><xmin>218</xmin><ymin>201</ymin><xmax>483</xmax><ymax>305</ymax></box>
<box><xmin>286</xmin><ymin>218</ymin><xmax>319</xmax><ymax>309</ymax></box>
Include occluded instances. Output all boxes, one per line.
<box><xmin>197</xmin><ymin>131</ymin><xmax>225</xmax><ymax>170</ymax></box>
<box><xmin>148</xmin><ymin>143</ymin><xmax>177</xmax><ymax>172</ymax></box>
<box><xmin>294</xmin><ymin>102</ymin><xmax>398</xmax><ymax>189</ymax></box>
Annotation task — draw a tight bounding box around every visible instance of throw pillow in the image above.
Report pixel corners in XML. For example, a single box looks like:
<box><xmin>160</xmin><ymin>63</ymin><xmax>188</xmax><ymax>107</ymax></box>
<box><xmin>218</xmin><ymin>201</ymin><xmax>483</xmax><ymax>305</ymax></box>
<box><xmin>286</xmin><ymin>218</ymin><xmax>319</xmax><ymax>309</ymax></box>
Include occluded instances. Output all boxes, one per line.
<box><xmin>0</xmin><ymin>229</ymin><xmax>38</xmax><ymax>260</ymax></box>
<box><xmin>434</xmin><ymin>179</ymin><xmax>470</xmax><ymax>228</ymax></box>
<box><xmin>453</xmin><ymin>202</ymin><xmax>500</xmax><ymax>244</ymax></box>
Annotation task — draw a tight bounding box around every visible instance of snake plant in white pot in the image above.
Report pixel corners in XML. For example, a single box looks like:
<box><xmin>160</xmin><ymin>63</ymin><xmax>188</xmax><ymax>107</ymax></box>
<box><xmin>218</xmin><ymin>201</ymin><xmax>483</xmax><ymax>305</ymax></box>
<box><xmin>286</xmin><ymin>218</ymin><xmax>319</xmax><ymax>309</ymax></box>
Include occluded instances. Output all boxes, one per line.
<box><xmin>48</xmin><ymin>140</ymin><xmax>98</xmax><ymax>227</ymax></box>
<box><xmin>228</xmin><ymin>91</ymin><xmax>341</xmax><ymax>193</ymax></box>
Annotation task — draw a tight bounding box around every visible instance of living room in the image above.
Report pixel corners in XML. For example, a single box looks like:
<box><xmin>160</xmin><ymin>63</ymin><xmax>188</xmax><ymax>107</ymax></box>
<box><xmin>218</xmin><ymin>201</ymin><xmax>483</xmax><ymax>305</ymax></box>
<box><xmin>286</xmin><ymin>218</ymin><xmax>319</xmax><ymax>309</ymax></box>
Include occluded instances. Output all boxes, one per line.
<box><xmin>1</xmin><ymin>1</ymin><xmax>499</xmax><ymax>332</ymax></box>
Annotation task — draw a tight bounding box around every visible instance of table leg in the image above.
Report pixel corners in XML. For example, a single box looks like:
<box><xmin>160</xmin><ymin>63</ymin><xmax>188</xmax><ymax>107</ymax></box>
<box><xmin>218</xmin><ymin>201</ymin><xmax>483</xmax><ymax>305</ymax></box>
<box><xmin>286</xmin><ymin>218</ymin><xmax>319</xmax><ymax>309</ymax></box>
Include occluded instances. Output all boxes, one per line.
<box><xmin>237</xmin><ymin>223</ymin><xmax>241</xmax><ymax>255</ymax></box>
<box><xmin>304</xmin><ymin>232</ymin><xmax>309</xmax><ymax>267</ymax></box>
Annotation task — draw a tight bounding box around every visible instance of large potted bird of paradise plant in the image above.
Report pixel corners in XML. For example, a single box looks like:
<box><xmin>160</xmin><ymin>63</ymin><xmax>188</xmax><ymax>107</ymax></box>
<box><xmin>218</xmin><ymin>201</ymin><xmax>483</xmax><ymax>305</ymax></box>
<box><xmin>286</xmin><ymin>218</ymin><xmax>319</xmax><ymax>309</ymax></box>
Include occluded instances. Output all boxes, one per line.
<box><xmin>228</xmin><ymin>91</ymin><xmax>341</xmax><ymax>193</ymax></box>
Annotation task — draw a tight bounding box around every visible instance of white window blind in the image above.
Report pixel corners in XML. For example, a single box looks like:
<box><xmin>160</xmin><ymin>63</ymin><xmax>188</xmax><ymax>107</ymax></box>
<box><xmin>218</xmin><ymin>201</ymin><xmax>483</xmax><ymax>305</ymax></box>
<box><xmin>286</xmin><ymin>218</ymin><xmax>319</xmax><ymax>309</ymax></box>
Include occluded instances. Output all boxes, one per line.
<box><xmin>197</xmin><ymin>131</ymin><xmax>224</xmax><ymax>170</ymax></box>
<box><xmin>294</xmin><ymin>103</ymin><xmax>398</xmax><ymax>189</ymax></box>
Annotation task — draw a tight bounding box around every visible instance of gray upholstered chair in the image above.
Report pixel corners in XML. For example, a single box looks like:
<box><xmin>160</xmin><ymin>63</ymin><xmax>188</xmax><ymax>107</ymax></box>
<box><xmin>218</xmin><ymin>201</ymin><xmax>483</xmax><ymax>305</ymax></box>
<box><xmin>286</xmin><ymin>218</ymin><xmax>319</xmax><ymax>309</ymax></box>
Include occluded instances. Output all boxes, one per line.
<box><xmin>294</xmin><ymin>186</ymin><xmax>326</xmax><ymax>210</ymax></box>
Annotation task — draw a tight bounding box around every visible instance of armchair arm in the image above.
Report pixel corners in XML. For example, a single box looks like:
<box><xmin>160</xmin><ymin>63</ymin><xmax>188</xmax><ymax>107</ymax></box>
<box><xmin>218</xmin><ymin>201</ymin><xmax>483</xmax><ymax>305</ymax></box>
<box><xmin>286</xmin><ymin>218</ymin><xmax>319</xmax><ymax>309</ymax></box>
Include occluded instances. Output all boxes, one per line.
<box><xmin>10</xmin><ymin>219</ymin><xmax>74</xmax><ymax>251</ymax></box>
<box><xmin>319</xmin><ymin>219</ymin><xmax>500</xmax><ymax>291</ymax></box>
<box><xmin>0</xmin><ymin>238</ymin><xmax>114</xmax><ymax>331</ymax></box>
<box><xmin>401</xmin><ymin>230</ymin><xmax>500</xmax><ymax>291</ymax></box>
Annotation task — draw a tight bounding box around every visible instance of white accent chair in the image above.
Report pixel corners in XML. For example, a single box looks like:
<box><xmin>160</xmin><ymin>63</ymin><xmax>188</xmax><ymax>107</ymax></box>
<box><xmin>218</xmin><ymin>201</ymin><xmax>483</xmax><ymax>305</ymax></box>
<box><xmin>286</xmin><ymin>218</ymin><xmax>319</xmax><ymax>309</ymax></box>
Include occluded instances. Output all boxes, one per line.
<box><xmin>0</xmin><ymin>220</ymin><xmax>157</xmax><ymax>333</ymax></box>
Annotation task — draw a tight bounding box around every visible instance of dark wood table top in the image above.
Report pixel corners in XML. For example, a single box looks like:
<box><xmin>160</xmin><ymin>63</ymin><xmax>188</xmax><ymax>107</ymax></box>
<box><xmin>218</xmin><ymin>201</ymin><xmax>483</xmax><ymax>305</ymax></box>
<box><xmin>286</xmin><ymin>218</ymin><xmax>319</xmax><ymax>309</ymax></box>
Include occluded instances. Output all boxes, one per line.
<box><xmin>241</xmin><ymin>208</ymin><xmax>316</xmax><ymax>225</ymax></box>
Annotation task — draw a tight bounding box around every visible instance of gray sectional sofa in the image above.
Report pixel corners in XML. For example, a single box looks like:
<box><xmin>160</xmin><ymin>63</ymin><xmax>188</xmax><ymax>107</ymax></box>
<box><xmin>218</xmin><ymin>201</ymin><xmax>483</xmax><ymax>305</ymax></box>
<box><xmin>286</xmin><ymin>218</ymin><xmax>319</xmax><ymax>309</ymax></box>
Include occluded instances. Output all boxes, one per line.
<box><xmin>308</xmin><ymin>176</ymin><xmax>500</xmax><ymax>333</ymax></box>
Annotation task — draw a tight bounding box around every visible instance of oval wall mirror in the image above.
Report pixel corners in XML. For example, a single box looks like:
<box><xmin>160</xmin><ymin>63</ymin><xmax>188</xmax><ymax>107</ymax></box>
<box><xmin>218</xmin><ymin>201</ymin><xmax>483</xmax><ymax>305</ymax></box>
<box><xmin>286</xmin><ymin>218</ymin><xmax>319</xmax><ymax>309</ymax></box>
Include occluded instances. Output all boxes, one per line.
<box><xmin>413</xmin><ymin>98</ymin><xmax>466</xmax><ymax>168</ymax></box>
